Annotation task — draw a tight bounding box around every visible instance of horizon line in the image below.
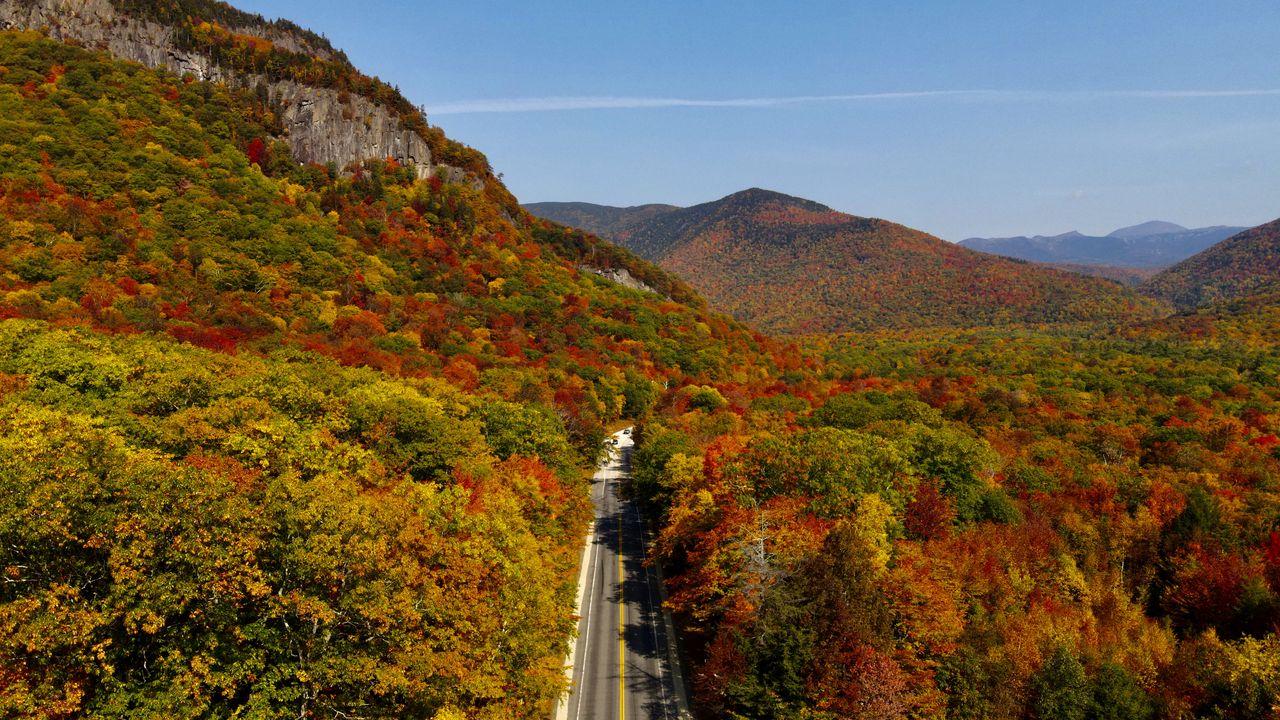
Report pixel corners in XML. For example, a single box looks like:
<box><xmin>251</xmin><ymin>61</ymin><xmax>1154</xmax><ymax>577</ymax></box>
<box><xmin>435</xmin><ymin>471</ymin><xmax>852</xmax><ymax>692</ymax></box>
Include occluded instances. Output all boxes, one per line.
<box><xmin>428</xmin><ymin>89</ymin><xmax>1280</xmax><ymax>115</ymax></box>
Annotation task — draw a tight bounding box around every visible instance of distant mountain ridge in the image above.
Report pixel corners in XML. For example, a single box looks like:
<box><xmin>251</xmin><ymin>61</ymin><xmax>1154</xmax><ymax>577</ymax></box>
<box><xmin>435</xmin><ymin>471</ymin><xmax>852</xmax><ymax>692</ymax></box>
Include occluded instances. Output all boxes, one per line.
<box><xmin>1108</xmin><ymin>220</ymin><xmax>1190</xmax><ymax>239</ymax></box>
<box><xmin>960</xmin><ymin>222</ymin><xmax>1246</xmax><ymax>268</ymax></box>
<box><xmin>1141</xmin><ymin>218</ymin><xmax>1280</xmax><ymax>308</ymax></box>
<box><xmin>523</xmin><ymin>201</ymin><xmax>679</xmax><ymax>241</ymax></box>
<box><xmin>530</xmin><ymin>189</ymin><xmax>1166</xmax><ymax>334</ymax></box>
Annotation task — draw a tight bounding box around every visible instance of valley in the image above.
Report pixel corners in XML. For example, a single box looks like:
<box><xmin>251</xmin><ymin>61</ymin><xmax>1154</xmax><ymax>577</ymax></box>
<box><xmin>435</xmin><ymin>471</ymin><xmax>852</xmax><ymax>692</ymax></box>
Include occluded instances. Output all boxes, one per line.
<box><xmin>0</xmin><ymin>2</ymin><xmax>1278</xmax><ymax>720</ymax></box>
<box><xmin>561</xmin><ymin>428</ymin><xmax>687</xmax><ymax>720</ymax></box>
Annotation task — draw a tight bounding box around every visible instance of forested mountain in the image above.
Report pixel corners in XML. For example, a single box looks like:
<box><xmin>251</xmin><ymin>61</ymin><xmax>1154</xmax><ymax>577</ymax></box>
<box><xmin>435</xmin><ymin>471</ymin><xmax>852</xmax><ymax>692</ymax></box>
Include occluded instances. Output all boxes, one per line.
<box><xmin>588</xmin><ymin>188</ymin><xmax>1166</xmax><ymax>334</ymax></box>
<box><xmin>523</xmin><ymin>201</ymin><xmax>679</xmax><ymax>242</ymax></box>
<box><xmin>0</xmin><ymin>29</ymin><xmax>781</xmax><ymax>717</ymax></box>
<box><xmin>0</xmin><ymin>0</ymin><xmax>468</xmax><ymax>177</ymax></box>
<box><xmin>1141</xmin><ymin>218</ymin><xmax>1280</xmax><ymax>309</ymax></box>
<box><xmin>3</xmin><ymin>2</ymin><xmax>1280</xmax><ymax>719</ymax></box>
<box><xmin>960</xmin><ymin>222</ymin><xmax>1245</xmax><ymax>268</ymax></box>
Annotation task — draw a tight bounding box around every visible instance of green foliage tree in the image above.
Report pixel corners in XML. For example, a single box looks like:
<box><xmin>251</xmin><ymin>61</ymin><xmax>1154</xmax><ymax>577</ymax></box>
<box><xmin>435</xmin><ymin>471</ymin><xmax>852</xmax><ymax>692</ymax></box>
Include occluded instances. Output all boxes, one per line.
<box><xmin>812</xmin><ymin>390</ymin><xmax>942</xmax><ymax>429</ymax></box>
<box><xmin>344</xmin><ymin>380</ymin><xmax>485</xmax><ymax>481</ymax></box>
<box><xmin>0</xmin><ymin>321</ymin><xmax>592</xmax><ymax>718</ymax></box>
<box><xmin>1090</xmin><ymin>663</ymin><xmax>1155</xmax><ymax>720</ymax></box>
<box><xmin>1030</xmin><ymin>648</ymin><xmax>1093</xmax><ymax>720</ymax></box>
<box><xmin>741</xmin><ymin>428</ymin><xmax>916</xmax><ymax>517</ymax></box>
<box><xmin>630</xmin><ymin>425</ymin><xmax>697</xmax><ymax>510</ymax></box>
<box><xmin>475</xmin><ymin>399</ymin><xmax>578</xmax><ymax>477</ymax></box>
<box><xmin>897</xmin><ymin>425</ymin><xmax>999</xmax><ymax>522</ymax></box>
<box><xmin>681</xmin><ymin>384</ymin><xmax>729</xmax><ymax>412</ymax></box>
<box><xmin>621</xmin><ymin>370</ymin><xmax>661</xmax><ymax>418</ymax></box>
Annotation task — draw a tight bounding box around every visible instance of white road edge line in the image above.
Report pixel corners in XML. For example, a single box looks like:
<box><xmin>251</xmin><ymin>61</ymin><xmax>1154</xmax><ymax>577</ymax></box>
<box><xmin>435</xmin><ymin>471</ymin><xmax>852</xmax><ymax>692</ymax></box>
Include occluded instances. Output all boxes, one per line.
<box><xmin>556</xmin><ymin>444</ymin><xmax>611</xmax><ymax>720</ymax></box>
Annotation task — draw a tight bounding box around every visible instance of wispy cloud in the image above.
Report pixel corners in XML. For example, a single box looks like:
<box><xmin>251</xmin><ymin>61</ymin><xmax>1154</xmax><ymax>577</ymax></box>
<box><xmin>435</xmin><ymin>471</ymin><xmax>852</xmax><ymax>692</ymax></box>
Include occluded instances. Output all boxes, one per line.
<box><xmin>429</xmin><ymin>89</ymin><xmax>1280</xmax><ymax>115</ymax></box>
<box><xmin>429</xmin><ymin>90</ymin><xmax>991</xmax><ymax>114</ymax></box>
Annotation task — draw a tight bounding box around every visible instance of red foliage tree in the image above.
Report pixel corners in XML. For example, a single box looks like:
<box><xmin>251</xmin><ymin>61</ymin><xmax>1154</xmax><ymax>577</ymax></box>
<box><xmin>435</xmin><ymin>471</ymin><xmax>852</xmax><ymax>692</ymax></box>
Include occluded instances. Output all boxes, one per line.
<box><xmin>246</xmin><ymin>137</ymin><xmax>266</xmax><ymax>167</ymax></box>
<box><xmin>903</xmin><ymin>478</ymin><xmax>956</xmax><ymax>541</ymax></box>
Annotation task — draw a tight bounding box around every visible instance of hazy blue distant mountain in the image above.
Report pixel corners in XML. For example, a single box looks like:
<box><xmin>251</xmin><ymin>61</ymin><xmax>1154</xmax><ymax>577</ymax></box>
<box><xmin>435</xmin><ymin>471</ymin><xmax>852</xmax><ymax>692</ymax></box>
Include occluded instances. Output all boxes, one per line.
<box><xmin>1107</xmin><ymin>220</ymin><xmax>1188</xmax><ymax>240</ymax></box>
<box><xmin>959</xmin><ymin>222</ymin><xmax>1246</xmax><ymax>267</ymax></box>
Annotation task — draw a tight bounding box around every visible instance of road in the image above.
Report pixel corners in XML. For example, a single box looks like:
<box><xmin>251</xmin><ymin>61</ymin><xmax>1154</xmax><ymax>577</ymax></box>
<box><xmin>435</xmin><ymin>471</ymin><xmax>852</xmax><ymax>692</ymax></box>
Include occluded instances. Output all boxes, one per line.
<box><xmin>558</xmin><ymin>428</ymin><xmax>688</xmax><ymax>720</ymax></box>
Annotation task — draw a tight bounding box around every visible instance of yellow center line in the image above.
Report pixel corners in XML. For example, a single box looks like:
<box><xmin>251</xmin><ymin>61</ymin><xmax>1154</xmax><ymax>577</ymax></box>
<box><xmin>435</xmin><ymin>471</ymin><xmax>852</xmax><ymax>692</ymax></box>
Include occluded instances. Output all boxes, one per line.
<box><xmin>618</xmin><ymin>505</ymin><xmax>626</xmax><ymax>720</ymax></box>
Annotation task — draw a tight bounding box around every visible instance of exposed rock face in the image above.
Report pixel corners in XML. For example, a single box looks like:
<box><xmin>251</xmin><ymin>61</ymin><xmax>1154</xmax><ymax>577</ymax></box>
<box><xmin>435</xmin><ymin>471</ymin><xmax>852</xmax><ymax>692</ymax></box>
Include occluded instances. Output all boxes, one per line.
<box><xmin>0</xmin><ymin>0</ymin><xmax>433</xmax><ymax>177</ymax></box>
<box><xmin>270</xmin><ymin>79</ymin><xmax>433</xmax><ymax>176</ymax></box>
<box><xmin>580</xmin><ymin>266</ymin><xmax>664</xmax><ymax>297</ymax></box>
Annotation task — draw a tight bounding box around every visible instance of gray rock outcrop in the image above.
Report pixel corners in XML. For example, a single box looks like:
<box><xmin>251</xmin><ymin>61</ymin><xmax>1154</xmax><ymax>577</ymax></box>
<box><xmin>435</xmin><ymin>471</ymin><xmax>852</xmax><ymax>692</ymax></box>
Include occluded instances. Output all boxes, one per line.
<box><xmin>580</xmin><ymin>266</ymin><xmax>664</xmax><ymax>297</ymax></box>
<box><xmin>0</xmin><ymin>0</ymin><xmax>434</xmax><ymax>178</ymax></box>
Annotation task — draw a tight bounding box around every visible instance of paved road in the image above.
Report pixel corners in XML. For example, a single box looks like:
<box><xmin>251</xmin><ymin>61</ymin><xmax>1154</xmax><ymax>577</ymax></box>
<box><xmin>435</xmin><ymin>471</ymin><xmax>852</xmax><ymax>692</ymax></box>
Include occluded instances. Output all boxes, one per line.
<box><xmin>559</xmin><ymin>428</ymin><xmax>687</xmax><ymax>720</ymax></box>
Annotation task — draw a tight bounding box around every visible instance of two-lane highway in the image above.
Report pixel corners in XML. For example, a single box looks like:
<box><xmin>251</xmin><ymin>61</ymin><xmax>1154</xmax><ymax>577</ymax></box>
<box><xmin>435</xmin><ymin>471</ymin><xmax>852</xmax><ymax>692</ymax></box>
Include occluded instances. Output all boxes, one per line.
<box><xmin>558</xmin><ymin>428</ymin><xmax>688</xmax><ymax>720</ymax></box>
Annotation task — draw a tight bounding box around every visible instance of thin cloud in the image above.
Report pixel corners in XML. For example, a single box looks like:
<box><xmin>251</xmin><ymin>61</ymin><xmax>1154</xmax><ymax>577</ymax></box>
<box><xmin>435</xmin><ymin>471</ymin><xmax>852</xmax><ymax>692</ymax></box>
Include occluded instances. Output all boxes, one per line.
<box><xmin>429</xmin><ymin>90</ymin><xmax>994</xmax><ymax>114</ymax></box>
<box><xmin>429</xmin><ymin>89</ymin><xmax>1280</xmax><ymax>115</ymax></box>
<box><xmin>1116</xmin><ymin>89</ymin><xmax>1280</xmax><ymax>99</ymax></box>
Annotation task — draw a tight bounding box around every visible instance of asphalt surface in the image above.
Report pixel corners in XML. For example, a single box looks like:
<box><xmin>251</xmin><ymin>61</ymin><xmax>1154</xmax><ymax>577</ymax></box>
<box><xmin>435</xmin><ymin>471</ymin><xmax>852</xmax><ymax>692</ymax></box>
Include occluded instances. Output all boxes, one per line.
<box><xmin>561</xmin><ymin>429</ymin><xmax>686</xmax><ymax>720</ymax></box>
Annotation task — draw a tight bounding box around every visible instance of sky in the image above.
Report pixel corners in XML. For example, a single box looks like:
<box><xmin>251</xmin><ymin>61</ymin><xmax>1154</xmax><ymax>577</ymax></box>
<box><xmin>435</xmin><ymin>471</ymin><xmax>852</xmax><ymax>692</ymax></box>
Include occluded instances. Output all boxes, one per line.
<box><xmin>232</xmin><ymin>0</ymin><xmax>1280</xmax><ymax>241</ymax></box>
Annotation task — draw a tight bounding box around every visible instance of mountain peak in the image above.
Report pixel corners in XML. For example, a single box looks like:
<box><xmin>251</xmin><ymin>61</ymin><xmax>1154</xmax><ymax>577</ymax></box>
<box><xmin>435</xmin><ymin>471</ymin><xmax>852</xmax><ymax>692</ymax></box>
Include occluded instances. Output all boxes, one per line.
<box><xmin>1108</xmin><ymin>220</ymin><xmax>1188</xmax><ymax>239</ymax></box>
<box><xmin>1039</xmin><ymin>231</ymin><xmax>1084</xmax><ymax>241</ymax></box>
<box><xmin>717</xmin><ymin>188</ymin><xmax>835</xmax><ymax>213</ymax></box>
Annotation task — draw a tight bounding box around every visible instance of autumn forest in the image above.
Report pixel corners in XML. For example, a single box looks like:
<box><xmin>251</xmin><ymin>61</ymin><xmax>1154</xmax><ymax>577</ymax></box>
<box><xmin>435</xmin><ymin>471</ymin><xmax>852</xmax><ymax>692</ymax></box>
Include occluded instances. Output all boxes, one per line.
<box><xmin>1</xmin><ymin>2</ymin><xmax>1279</xmax><ymax>720</ymax></box>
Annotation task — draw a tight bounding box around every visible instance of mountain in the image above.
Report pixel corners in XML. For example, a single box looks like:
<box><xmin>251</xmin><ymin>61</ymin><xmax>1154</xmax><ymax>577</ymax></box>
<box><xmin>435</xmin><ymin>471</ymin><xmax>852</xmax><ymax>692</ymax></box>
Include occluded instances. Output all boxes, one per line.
<box><xmin>0</xmin><ymin>26</ymin><xmax>786</xmax><ymax>717</ymax></box>
<box><xmin>1107</xmin><ymin>220</ymin><xmax>1188</xmax><ymax>239</ymax></box>
<box><xmin>561</xmin><ymin>188</ymin><xmax>1163</xmax><ymax>334</ymax></box>
<box><xmin>0</xmin><ymin>0</ymin><xmax>489</xmax><ymax>180</ymax></box>
<box><xmin>960</xmin><ymin>222</ymin><xmax>1246</xmax><ymax>268</ymax></box>
<box><xmin>1140</xmin><ymin>218</ymin><xmax>1280</xmax><ymax>308</ymax></box>
<box><xmin>523</xmin><ymin>201</ymin><xmax>680</xmax><ymax>241</ymax></box>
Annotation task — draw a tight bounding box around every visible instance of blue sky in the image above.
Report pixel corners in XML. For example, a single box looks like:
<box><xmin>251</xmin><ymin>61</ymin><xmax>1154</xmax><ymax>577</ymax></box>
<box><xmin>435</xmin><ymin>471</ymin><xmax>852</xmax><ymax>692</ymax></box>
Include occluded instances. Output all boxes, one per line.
<box><xmin>234</xmin><ymin>0</ymin><xmax>1280</xmax><ymax>240</ymax></box>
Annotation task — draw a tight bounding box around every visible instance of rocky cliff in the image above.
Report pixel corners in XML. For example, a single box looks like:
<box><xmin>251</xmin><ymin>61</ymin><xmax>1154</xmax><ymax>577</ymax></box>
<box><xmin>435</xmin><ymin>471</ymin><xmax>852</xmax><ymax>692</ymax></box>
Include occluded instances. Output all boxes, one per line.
<box><xmin>0</xmin><ymin>0</ymin><xmax>435</xmax><ymax>177</ymax></box>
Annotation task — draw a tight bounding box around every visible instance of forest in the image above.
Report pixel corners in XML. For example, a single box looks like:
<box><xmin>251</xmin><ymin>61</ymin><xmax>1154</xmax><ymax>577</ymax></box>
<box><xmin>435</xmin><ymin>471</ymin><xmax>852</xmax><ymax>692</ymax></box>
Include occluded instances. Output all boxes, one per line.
<box><xmin>0</xmin><ymin>31</ymin><xmax>780</xmax><ymax>718</ymax></box>
<box><xmin>0</xmin><ymin>14</ymin><xmax>1278</xmax><ymax>720</ymax></box>
<box><xmin>634</xmin><ymin>303</ymin><xmax>1280</xmax><ymax>719</ymax></box>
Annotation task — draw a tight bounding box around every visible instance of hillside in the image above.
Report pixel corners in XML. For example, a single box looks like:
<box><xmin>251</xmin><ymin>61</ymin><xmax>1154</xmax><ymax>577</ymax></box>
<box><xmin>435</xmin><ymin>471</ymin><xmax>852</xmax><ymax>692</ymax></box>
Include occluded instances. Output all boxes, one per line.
<box><xmin>1044</xmin><ymin>262</ymin><xmax>1161</xmax><ymax>286</ymax></box>
<box><xmin>1141</xmin><ymin>218</ymin><xmax>1280</xmax><ymax>308</ymax></box>
<box><xmin>523</xmin><ymin>201</ymin><xmax>679</xmax><ymax>241</ymax></box>
<box><xmin>0</xmin><ymin>29</ymin><xmax>783</xmax><ymax>717</ymax></box>
<box><xmin>0</xmin><ymin>0</ymin><xmax>497</xmax><ymax>181</ymax></box>
<box><xmin>598</xmin><ymin>188</ymin><xmax>1166</xmax><ymax>334</ymax></box>
<box><xmin>960</xmin><ymin>222</ymin><xmax>1244</xmax><ymax>268</ymax></box>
